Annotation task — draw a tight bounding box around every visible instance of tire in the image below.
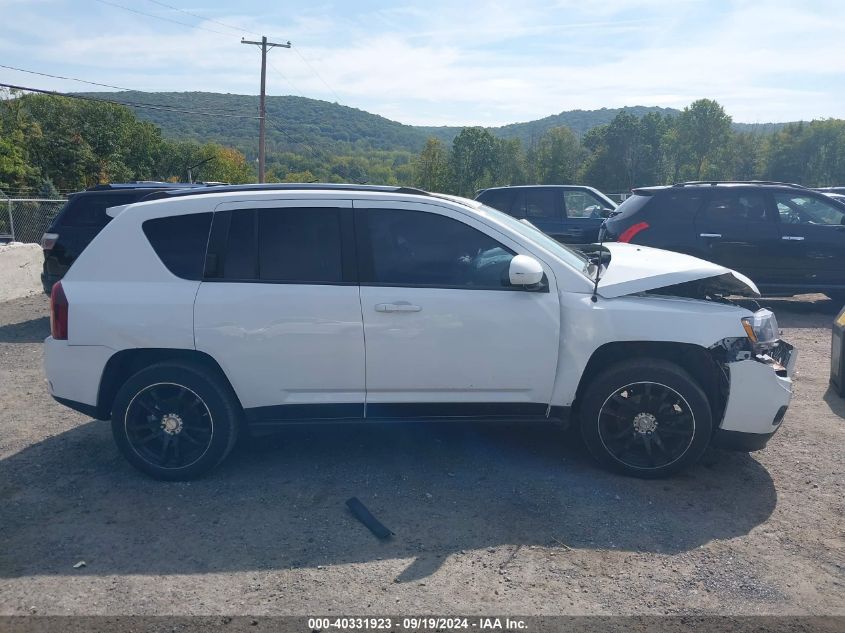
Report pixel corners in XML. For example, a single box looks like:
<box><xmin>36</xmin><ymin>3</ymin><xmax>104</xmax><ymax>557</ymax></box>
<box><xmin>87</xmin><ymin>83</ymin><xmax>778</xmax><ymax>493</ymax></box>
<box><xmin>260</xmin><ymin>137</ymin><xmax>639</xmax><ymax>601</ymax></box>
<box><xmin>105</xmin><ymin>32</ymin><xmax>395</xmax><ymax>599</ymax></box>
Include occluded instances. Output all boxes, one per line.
<box><xmin>579</xmin><ymin>358</ymin><xmax>712</xmax><ymax>478</ymax></box>
<box><xmin>111</xmin><ymin>361</ymin><xmax>241</xmax><ymax>481</ymax></box>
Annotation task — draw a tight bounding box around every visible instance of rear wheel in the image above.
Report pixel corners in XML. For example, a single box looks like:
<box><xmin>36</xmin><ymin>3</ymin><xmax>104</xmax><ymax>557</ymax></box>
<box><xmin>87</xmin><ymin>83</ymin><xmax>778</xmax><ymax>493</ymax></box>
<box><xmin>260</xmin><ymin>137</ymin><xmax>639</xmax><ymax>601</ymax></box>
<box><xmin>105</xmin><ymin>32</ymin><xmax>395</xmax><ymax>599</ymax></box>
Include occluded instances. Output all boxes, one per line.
<box><xmin>579</xmin><ymin>359</ymin><xmax>712</xmax><ymax>478</ymax></box>
<box><xmin>111</xmin><ymin>362</ymin><xmax>240</xmax><ymax>480</ymax></box>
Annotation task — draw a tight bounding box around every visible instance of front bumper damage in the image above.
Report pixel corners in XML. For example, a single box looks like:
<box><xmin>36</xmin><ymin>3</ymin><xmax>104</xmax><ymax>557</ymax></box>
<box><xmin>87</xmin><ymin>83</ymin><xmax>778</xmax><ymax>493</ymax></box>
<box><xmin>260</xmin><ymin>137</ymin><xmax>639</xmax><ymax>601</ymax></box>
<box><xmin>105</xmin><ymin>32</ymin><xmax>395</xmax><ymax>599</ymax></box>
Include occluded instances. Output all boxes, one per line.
<box><xmin>713</xmin><ymin>340</ymin><xmax>796</xmax><ymax>451</ymax></box>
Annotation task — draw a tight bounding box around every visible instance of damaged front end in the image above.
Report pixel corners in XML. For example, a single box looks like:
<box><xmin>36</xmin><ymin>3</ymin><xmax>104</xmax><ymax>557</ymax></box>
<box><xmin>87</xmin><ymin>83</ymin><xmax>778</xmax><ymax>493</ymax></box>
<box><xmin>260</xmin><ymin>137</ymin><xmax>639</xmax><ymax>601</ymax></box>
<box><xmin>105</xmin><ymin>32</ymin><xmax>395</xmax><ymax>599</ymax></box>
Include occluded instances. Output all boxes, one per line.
<box><xmin>709</xmin><ymin>309</ymin><xmax>796</xmax><ymax>451</ymax></box>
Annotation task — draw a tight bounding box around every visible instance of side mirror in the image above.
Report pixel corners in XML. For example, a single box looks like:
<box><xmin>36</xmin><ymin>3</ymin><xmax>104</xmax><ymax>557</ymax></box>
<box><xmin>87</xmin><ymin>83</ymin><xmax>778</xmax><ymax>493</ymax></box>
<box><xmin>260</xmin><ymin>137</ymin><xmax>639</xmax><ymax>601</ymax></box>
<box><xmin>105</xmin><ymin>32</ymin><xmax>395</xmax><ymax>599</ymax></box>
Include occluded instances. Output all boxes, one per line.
<box><xmin>600</xmin><ymin>207</ymin><xmax>615</xmax><ymax>218</ymax></box>
<box><xmin>509</xmin><ymin>255</ymin><xmax>544</xmax><ymax>287</ymax></box>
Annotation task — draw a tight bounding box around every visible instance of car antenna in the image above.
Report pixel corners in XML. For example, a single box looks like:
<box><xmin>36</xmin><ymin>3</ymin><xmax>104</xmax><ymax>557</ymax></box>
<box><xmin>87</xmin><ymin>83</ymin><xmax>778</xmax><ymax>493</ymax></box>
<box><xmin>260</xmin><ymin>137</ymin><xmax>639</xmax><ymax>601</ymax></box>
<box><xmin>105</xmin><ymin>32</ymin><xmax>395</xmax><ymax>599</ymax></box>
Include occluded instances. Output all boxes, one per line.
<box><xmin>591</xmin><ymin>219</ymin><xmax>608</xmax><ymax>303</ymax></box>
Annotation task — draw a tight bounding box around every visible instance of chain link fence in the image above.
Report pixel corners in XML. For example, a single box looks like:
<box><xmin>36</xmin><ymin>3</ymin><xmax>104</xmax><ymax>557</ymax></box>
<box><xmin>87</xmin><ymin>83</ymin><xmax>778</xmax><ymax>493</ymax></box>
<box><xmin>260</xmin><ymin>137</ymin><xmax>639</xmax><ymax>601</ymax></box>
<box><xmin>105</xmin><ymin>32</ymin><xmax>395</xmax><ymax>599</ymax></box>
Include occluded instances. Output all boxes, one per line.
<box><xmin>0</xmin><ymin>198</ymin><xmax>67</xmax><ymax>244</ymax></box>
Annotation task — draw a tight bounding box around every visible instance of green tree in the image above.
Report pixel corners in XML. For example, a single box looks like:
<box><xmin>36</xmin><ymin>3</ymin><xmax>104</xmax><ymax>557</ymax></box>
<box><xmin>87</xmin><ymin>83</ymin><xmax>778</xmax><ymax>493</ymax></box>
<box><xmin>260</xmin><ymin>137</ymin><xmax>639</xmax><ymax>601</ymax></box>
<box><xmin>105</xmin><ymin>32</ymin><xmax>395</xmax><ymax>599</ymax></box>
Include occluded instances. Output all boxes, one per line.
<box><xmin>490</xmin><ymin>138</ymin><xmax>527</xmax><ymax>187</ymax></box>
<box><xmin>530</xmin><ymin>126</ymin><xmax>581</xmax><ymax>184</ymax></box>
<box><xmin>414</xmin><ymin>137</ymin><xmax>449</xmax><ymax>192</ymax></box>
<box><xmin>724</xmin><ymin>132</ymin><xmax>764</xmax><ymax>181</ymax></box>
<box><xmin>674</xmin><ymin>98</ymin><xmax>732</xmax><ymax>180</ymax></box>
<box><xmin>448</xmin><ymin>127</ymin><xmax>498</xmax><ymax>196</ymax></box>
<box><xmin>0</xmin><ymin>90</ymin><xmax>41</xmax><ymax>191</ymax></box>
<box><xmin>157</xmin><ymin>141</ymin><xmax>254</xmax><ymax>183</ymax></box>
<box><xmin>764</xmin><ymin>120</ymin><xmax>845</xmax><ymax>185</ymax></box>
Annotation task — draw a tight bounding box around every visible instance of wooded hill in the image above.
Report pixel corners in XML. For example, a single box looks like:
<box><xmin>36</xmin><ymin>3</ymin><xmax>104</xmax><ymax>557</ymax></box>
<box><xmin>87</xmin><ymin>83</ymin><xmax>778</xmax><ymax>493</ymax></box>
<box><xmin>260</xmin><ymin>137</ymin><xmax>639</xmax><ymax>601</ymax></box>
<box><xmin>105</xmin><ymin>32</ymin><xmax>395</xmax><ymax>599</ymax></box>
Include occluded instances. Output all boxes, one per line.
<box><xmin>77</xmin><ymin>91</ymin><xmax>784</xmax><ymax>158</ymax></box>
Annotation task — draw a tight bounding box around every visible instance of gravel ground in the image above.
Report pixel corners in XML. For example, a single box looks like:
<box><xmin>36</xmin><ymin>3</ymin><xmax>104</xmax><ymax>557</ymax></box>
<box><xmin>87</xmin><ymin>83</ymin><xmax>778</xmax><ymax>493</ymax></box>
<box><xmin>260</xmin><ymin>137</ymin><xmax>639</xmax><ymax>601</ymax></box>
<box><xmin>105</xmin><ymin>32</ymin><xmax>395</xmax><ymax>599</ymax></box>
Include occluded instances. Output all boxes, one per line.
<box><xmin>0</xmin><ymin>293</ymin><xmax>843</xmax><ymax>616</ymax></box>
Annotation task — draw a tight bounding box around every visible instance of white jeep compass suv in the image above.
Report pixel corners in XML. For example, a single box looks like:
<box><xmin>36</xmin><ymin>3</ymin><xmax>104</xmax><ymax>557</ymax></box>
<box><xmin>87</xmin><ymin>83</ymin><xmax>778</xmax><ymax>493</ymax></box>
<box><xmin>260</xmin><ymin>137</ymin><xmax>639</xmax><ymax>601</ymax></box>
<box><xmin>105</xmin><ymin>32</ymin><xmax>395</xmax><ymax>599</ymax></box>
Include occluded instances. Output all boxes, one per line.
<box><xmin>43</xmin><ymin>184</ymin><xmax>795</xmax><ymax>480</ymax></box>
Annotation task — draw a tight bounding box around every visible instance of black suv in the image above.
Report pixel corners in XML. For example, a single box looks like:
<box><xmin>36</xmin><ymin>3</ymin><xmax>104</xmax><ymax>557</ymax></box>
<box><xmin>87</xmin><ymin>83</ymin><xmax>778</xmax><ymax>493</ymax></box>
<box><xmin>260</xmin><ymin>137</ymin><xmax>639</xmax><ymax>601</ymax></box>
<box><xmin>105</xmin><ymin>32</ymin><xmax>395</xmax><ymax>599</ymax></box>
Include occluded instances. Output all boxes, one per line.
<box><xmin>604</xmin><ymin>181</ymin><xmax>845</xmax><ymax>301</ymax></box>
<box><xmin>475</xmin><ymin>185</ymin><xmax>617</xmax><ymax>244</ymax></box>
<box><xmin>41</xmin><ymin>182</ymin><xmax>211</xmax><ymax>294</ymax></box>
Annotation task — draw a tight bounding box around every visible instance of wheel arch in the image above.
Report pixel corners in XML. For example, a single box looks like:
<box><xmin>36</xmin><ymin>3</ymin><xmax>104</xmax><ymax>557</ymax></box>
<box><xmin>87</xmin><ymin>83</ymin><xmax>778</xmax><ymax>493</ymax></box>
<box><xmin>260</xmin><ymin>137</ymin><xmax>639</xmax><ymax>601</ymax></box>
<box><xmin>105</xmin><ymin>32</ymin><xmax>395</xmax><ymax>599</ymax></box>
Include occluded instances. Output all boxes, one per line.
<box><xmin>96</xmin><ymin>348</ymin><xmax>243</xmax><ymax>420</ymax></box>
<box><xmin>572</xmin><ymin>341</ymin><xmax>726</xmax><ymax>428</ymax></box>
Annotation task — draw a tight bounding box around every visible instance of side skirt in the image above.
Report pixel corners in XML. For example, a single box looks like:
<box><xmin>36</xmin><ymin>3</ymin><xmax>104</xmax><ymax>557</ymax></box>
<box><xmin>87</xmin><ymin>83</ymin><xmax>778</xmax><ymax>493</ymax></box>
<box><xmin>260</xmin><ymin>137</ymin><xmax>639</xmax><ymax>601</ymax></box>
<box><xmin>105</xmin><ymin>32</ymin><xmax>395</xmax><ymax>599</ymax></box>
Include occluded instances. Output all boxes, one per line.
<box><xmin>244</xmin><ymin>402</ymin><xmax>570</xmax><ymax>434</ymax></box>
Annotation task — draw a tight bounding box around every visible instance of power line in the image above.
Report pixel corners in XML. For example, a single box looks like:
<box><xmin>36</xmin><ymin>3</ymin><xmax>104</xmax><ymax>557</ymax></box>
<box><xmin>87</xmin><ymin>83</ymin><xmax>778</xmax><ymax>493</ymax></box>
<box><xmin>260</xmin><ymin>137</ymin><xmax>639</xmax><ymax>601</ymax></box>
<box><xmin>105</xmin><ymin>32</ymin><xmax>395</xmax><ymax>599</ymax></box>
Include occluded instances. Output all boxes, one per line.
<box><xmin>0</xmin><ymin>63</ymin><xmax>270</xmax><ymax>117</ymax></box>
<box><xmin>144</xmin><ymin>0</ymin><xmax>257</xmax><ymax>35</ymax></box>
<box><xmin>0</xmin><ymin>63</ymin><xmax>134</xmax><ymax>92</ymax></box>
<box><xmin>291</xmin><ymin>46</ymin><xmax>344</xmax><ymax>104</ymax></box>
<box><xmin>135</xmin><ymin>0</ymin><xmax>345</xmax><ymax>105</ymax></box>
<box><xmin>266</xmin><ymin>58</ymin><xmax>305</xmax><ymax>97</ymax></box>
<box><xmin>91</xmin><ymin>0</ymin><xmax>230</xmax><ymax>35</ymax></box>
<box><xmin>96</xmin><ymin>0</ymin><xmax>347</xmax><ymax>108</ymax></box>
<box><xmin>0</xmin><ymin>82</ymin><xmax>261</xmax><ymax>119</ymax></box>
<box><xmin>0</xmin><ymin>64</ymin><xmax>252</xmax><ymax>116</ymax></box>
<box><xmin>264</xmin><ymin>115</ymin><xmax>366</xmax><ymax>184</ymax></box>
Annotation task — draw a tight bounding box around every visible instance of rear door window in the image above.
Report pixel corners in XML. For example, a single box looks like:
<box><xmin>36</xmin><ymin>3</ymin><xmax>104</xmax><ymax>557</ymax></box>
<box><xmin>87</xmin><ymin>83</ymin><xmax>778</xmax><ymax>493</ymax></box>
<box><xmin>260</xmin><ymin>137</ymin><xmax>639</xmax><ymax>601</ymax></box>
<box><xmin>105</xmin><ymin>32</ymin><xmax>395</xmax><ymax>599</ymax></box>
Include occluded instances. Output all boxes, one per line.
<box><xmin>520</xmin><ymin>189</ymin><xmax>558</xmax><ymax>219</ymax></box>
<box><xmin>477</xmin><ymin>189</ymin><xmax>515</xmax><ymax>214</ymax></box>
<box><xmin>223</xmin><ymin>209</ymin><xmax>257</xmax><ymax>280</ymax></box>
<box><xmin>143</xmin><ymin>212</ymin><xmax>213</xmax><ymax>280</ymax></box>
<box><xmin>257</xmin><ymin>208</ymin><xmax>343</xmax><ymax>283</ymax></box>
<box><xmin>698</xmin><ymin>192</ymin><xmax>767</xmax><ymax>225</ymax></box>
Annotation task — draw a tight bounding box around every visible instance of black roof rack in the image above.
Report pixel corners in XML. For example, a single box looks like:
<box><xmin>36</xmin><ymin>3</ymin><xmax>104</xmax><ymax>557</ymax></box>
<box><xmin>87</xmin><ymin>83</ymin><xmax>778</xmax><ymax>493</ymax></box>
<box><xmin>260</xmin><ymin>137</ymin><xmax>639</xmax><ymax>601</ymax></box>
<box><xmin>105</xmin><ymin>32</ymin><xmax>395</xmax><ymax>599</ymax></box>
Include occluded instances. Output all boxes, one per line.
<box><xmin>141</xmin><ymin>183</ymin><xmax>432</xmax><ymax>202</ymax></box>
<box><xmin>670</xmin><ymin>180</ymin><xmax>808</xmax><ymax>189</ymax></box>
<box><xmin>85</xmin><ymin>181</ymin><xmax>214</xmax><ymax>192</ymax></box>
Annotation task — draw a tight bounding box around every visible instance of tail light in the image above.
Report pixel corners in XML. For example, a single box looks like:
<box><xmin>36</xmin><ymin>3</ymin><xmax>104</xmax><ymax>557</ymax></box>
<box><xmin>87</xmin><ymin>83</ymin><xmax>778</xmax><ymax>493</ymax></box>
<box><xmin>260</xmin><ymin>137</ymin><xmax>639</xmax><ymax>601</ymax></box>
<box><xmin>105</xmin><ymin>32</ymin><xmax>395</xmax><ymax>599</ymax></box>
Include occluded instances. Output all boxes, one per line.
<box><xmin>41</xmin><ymin>232</ymin><xmax>59</xmax><ymax>250</ymax></box>
<box><xmin>50</xmin><ymin>281</ymin><xmax>68</xmax><ymax>340</ymax></box>
<box><xmin>618</xmin><ymin>221</ymin><xmax>650</xmax><ymax>243</ymax></box>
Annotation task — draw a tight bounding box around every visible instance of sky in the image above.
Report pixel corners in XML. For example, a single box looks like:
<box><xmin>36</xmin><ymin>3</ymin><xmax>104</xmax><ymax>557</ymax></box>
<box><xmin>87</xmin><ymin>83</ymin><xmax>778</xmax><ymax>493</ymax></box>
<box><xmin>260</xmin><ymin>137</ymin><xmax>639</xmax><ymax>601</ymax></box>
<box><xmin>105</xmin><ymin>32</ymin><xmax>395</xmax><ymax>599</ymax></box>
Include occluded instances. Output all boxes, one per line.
<box><xmin>0</xmin><ymin>0</ymin><xmax>844</xmax><ymax>127</ymax></box>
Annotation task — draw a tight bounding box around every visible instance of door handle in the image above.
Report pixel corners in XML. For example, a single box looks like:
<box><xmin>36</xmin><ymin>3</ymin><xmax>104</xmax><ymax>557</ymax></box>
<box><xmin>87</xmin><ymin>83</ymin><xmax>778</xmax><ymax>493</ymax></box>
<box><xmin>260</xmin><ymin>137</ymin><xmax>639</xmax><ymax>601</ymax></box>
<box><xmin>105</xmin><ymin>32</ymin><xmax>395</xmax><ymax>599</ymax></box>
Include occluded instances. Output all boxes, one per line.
<box><xmin>700</xmin><ymin>233</ymin><xmax>722</xmax><ymax>238</ymax></box>
<box><xmin>782</xmin><ymin>236</ymin><xmax>805</xmax><ymax>241</ymax></box>
<box><xmin>375</xmin><ymin>302</ymin><xmax>422</xmax><ymax>313</ymax></box>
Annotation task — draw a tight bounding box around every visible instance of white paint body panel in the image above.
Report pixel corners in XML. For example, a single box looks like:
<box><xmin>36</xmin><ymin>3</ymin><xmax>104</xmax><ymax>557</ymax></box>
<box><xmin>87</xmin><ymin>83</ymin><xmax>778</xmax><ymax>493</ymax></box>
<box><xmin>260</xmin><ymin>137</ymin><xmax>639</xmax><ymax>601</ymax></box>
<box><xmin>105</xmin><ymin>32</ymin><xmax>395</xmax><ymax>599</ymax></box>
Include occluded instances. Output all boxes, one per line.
<box><xmin>355</xmin><ymin>199</ymin><xmax>560</xmax><ymax>404</ymax></box>
<box><xmin>193</xmin><ymin>198</ymin><xmax>364</xmax><ymax>408</ymax></box>
<box><xmin>361</xmin><ymin>285</ymin><xmax>559</xmax><ymax>403</ymax></box>
<box><xmin>194</xmin><ymin>282</ymin><xmax>365</xmax><ymax>408</ymax></box>
<box><xmin>44</xmin><ymin>338</ymin><xmax>113</xmax><ymax>406</ymax></box>
<box><xmin>598</xmin><ymin>242</ymin><xmax>760</xmax><ymax>298</ymax></box>
<box><xmin>720</xmin><ymin>360</ymin><xmax>793</xmax><ymax>434</ymax></box>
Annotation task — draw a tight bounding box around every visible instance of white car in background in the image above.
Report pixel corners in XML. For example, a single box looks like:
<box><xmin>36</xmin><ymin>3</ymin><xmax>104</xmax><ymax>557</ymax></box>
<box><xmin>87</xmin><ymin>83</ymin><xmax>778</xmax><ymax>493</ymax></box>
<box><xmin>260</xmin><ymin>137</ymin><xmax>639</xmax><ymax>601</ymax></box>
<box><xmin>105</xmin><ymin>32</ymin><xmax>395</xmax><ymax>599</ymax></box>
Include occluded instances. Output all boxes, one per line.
<box><xmin>44</xmin><ymin>185</ymin><xmax>795</xmax><ymax>480</ymax></box>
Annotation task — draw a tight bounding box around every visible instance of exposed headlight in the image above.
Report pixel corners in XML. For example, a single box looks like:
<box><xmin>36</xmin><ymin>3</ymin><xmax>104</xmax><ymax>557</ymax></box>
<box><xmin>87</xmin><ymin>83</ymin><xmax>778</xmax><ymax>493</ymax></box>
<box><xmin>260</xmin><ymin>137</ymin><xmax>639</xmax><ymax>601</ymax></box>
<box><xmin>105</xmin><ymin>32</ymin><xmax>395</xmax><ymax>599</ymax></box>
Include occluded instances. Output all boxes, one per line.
<box><xmin>742</xmin><ymin>309</ymin><xmax>780</xmax><ymax>350</ymax></box>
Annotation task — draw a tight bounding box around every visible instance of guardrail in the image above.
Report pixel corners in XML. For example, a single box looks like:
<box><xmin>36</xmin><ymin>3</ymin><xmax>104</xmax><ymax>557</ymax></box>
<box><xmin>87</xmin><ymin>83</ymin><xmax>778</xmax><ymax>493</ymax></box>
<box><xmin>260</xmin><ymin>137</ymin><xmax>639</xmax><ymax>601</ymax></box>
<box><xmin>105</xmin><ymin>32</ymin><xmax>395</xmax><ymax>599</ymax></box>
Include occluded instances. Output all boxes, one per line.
<box><xmin>0</xmin><ymin>198</ymin><xmax>67</xmax><ymax>244</ymax></box>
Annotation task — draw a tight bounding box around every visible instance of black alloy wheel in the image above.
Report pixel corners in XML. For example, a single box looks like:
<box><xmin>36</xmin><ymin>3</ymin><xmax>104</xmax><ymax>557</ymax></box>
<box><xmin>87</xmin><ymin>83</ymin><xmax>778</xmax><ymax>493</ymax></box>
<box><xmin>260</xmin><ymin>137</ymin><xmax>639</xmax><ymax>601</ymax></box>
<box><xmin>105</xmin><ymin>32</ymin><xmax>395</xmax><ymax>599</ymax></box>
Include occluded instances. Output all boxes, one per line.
<box><xmin>579</xmin><ymin>358</ymin><xmax>713</xmax><ymax>478</ymax></box>
<box><xmin>112</xmin><ymin>361</ymin><xmax>240</xmax><ymax>480</ymax></box>
<box><xmin>597</xmin><ymin>381</ymin><xmax>695</xmax><ymax>470</ymax></box>
<box><xmin>124</xmin><ymin>382</ymin><xmax>214</xmax><ymax>470</ymax></box>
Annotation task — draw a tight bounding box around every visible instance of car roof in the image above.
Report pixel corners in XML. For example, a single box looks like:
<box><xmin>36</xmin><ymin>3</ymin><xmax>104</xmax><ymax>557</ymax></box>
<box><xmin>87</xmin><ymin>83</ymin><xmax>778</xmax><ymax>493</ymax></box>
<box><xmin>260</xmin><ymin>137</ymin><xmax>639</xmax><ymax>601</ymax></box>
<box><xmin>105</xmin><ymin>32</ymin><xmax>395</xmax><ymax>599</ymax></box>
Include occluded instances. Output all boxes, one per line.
<box><xmin>106</xmin><ymin>184</ymin><xmax>483</xmax><ymax>219</ymax></box>
<box><xmin>86</xmin><ymin>181</ymin><xmax>216</xmax><ymax>191</ymax></box>
<box><xmin>477</xmin><ymin>185</ymin><xmax>600</xmax><ymax>193</ymax></box>
<box><xmin>141</xmin><ymin>183</ymin><xmax>432</xmax><ymax>201</ymax></box>
<box><xmin>632</xmin><ymin>181</ymin><xmax>811</xmax><ymax>195</ymax></box>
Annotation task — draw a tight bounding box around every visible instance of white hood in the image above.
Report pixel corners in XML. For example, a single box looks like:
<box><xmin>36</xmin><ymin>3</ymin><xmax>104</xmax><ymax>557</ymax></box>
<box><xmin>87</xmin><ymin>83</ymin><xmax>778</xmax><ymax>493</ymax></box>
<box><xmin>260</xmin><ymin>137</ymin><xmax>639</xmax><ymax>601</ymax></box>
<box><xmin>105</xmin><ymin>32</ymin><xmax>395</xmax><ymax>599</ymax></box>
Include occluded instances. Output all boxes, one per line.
<box><xmin>596</xmin><ymin>242</ymin><xmax>760</xmax><ymax>298</ymax></box>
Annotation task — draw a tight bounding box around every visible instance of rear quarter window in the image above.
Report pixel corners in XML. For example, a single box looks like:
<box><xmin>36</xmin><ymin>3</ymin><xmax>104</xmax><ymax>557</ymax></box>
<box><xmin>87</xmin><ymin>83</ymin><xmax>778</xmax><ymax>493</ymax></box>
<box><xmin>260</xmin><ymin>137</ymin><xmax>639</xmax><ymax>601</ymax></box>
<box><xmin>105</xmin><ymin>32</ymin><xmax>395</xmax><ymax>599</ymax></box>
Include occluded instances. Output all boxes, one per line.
<box><xmin>57</xmin><ymin>193</ymin><xmax>142</xmax><ymax>228</ymax></box>
<box><xmin>612</xmin><ymin>194</ymin><xmax>652</xmax><ymax>220</ymax></box>
<box><xmin>143</xmin><ymin>212</ymin><xmax>213</xmax><ymax>280</ymax></box>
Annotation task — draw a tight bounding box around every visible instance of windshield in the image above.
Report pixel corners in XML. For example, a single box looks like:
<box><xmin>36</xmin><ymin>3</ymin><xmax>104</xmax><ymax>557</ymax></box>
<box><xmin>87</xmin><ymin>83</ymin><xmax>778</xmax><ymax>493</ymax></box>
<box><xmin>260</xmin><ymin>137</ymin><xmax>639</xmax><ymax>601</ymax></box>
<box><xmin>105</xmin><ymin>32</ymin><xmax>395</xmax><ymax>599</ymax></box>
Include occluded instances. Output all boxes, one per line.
<box><xmin>476</xmin><ymin>202</ymin><xmax>592</xmax><ymax>277</ymax></box>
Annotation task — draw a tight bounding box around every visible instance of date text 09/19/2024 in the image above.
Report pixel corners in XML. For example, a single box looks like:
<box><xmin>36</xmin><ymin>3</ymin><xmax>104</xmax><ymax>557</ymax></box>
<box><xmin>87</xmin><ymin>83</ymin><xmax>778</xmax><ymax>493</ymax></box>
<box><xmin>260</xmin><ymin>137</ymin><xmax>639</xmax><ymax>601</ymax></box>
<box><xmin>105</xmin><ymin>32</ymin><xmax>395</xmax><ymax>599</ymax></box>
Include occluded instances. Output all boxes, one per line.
<box><xmin>307</xmin><ymin>617</ymin><xmax>528</xmax><ymax>630</ymax></box>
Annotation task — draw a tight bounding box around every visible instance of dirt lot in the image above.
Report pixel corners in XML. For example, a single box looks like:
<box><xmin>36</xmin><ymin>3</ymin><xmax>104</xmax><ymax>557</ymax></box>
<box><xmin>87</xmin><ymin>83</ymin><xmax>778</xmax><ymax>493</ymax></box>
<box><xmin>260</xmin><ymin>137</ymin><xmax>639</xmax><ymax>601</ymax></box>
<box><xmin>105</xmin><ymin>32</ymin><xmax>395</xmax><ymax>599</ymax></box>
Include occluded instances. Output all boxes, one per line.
<box><xmin>0</xmin><ymin>293</ymin><xmax>843</xmax><ymax>616</ymax></box>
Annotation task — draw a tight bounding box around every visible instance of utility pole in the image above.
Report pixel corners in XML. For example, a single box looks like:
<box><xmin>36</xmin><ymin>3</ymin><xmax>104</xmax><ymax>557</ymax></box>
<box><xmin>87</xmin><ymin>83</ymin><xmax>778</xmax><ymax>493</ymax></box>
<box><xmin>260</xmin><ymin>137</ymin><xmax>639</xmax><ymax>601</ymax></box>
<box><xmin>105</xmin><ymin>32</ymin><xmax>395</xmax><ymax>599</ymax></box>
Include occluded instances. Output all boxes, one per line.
<box><xmin>241</xmin><ymin>36</ymin><xmax>290</xmax><ymax>183</ymax></box>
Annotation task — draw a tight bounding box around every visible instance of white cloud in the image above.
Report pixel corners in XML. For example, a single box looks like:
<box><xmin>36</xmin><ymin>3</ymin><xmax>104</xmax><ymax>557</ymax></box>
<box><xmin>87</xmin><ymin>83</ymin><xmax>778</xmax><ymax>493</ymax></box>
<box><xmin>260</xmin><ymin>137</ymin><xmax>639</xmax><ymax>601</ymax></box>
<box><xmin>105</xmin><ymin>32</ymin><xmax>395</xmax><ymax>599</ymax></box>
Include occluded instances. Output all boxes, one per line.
<box><xmin>0</xmin><ymin>0</ymin><xmax>843</xmax><ymax>126</ymax></box>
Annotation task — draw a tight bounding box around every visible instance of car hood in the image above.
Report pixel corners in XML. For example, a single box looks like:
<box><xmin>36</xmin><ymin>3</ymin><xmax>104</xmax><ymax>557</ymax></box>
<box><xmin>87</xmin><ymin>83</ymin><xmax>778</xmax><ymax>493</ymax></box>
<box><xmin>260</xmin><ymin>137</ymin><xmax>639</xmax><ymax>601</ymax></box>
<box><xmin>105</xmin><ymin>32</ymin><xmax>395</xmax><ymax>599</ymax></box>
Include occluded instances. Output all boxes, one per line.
<box><xmin>596</xmin><ymin>242</ymin><xmax>760</xmax><ymax>298</ymax></box>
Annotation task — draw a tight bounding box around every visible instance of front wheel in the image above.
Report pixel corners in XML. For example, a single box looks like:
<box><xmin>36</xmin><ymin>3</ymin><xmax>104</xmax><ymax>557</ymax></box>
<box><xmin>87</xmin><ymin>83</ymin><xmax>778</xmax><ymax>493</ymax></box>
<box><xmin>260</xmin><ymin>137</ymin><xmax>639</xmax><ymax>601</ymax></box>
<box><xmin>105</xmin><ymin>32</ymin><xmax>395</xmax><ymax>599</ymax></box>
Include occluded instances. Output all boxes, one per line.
<box><xmin>111</xmin><ymin>361</ymin><xmax>241</xmax><ymax>480</ymax></box>
<box><xmin>579</xmin><ymin>359</ymin><xmax>712</xmax><ymax>478</ymax></box>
